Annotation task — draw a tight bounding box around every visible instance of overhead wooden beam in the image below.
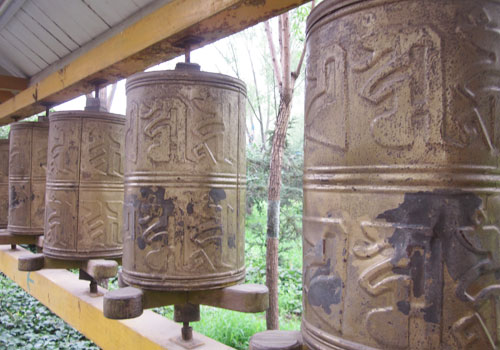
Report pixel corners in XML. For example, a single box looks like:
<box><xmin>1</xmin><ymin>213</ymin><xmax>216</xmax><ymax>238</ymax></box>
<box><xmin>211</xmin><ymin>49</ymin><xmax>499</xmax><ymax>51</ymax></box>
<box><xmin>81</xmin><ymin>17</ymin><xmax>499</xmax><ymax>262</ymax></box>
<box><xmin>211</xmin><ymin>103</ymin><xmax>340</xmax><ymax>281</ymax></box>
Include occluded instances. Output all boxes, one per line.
<box><xmin>0</xmin><ymin>75</ymin><xmax>28</xmax><ymax>91</ymax></box>
<box><xmin>0</xmin><ymin>0</ymin><xmax>310</xmax><ymax>125</ymax></box>
<box><xmin>0</xmin><ymin>90</ymin><xmax>14</xmax><ymax>103</ymax></box>
<box><xmin>0</xmin><ymin>246</ymin><xmax>234</xmax><ymax>350</ymax></box>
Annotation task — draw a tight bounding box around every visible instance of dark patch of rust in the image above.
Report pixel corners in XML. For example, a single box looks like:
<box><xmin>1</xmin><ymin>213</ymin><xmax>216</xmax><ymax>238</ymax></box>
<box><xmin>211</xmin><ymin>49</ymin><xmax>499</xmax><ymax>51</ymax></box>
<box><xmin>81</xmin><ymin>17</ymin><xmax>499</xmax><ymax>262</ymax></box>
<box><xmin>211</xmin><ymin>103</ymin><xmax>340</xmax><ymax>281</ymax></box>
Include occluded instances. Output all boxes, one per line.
<box><xmin>187</xmin><ymin>202</ymin><xmax>194</xmax><ymax>215</ymax></box>
<box><xmin>228</xmin><ymin>235</ymin><xmax>236</xmax><ymax>248</ymax></box>
<box><xmin>127</xmin><ymin>186</ymin><xmax>175</xmax><ymax>250</ymax></box>
<box><xmin>308</xmin><ymin>275</ymin><xmax>343</xmax><ymax>314</ymax></box>
<box><xmin>10</xmin><ymin>186</ymin><xmax>20</xmax><ymax>208</ymax></box>
<box><xmin>397</xmin><ymin>300</ymin><xmax>410</xmax><ymax>315</ymax></box>
<box><xmin>209</xmin><ymin>188</ymin><xmax>226</xmax><ymax>203</ymax></box>
<box><xmin>377</xmin><ymin>190</ymin><xmax>487</xmax><ymax>324</ymax></box>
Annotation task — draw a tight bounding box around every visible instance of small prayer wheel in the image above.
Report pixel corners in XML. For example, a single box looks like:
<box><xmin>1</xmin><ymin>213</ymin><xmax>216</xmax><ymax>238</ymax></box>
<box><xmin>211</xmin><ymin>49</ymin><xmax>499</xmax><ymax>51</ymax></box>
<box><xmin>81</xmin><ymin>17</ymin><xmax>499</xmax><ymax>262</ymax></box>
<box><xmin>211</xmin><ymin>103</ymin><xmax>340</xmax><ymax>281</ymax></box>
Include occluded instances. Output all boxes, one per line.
<box><xmin>0</xmin><ymin>139</ymin><xmax>9</xmax><ymax>228</ymax></box>
<box><xmin>8</xmin><ymin>121</ymin><xmax>49</xmax><ymax>236</ymax></box>
<box><xmin>303</xmin><ymin>0</ymin><xmax>500</xmax><ymax>349</ymax></box>
<box><xmin>122</xmin><ymin>63</ymin><xmax>247</xmax><ymax>290</ymax></box>
<box><xmin>43</xmin><ymin>111</ymin><xmax>125</xmax><ymax>260</ymax></box>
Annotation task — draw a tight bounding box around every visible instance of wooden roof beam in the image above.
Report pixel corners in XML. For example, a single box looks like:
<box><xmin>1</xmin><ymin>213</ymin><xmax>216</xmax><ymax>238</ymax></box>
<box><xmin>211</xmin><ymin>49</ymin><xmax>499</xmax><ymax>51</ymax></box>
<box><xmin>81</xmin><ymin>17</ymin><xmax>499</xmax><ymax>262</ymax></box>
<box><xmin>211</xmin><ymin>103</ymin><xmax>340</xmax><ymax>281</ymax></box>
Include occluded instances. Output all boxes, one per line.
<box><xmin>0</xmin><ymin>0</ymin><xmax>310</xmax><ymax>125</ymax></box>
<box><xmin>0</xmin><ymin>75</ymin><xmax>28</xmax><ymax>92</ymax></box>
<box><xmin>0</xmin><ymin>90</ymin><xmax>14</xmax><ymax>103</ymax></box>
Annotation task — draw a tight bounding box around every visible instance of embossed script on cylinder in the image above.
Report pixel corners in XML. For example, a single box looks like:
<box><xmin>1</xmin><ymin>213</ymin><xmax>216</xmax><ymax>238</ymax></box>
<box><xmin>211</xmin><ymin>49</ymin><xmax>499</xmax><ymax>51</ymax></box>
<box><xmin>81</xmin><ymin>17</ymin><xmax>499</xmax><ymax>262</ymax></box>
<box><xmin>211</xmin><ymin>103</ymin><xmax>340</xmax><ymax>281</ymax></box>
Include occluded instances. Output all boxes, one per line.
<box><xmin>43</xmin><ymin>111</ymin><xmax>125</xmax><ymax>260</ymax></box>
<box><xmin>303</xmin><ymin>1</ymin><xmax>500</xmax><ymax>349</ymax></box>
<box><xmin>122</xmin><ymin>66</ymin><xmax>246</xmax><ymax>290</ymax></box>
<box><xmin>8</xmin><ymin>122</ymin><xmax>48</xmax><ymax>236</ymax></box>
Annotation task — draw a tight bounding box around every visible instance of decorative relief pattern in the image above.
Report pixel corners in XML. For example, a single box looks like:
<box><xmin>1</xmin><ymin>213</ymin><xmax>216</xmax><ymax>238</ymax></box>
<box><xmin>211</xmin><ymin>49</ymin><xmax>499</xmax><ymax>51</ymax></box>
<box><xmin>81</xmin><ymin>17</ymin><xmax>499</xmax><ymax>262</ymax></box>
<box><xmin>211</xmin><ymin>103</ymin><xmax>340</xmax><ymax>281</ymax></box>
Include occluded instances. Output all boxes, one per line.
<box><xmin>88</xmin><ymin>129</ymin><xmax>123</xmax><ymax>177</ymax></box>
<box><xmin>44</xmin><ymin>191</ymin><xmax>76</xmax><ymax>250</ymax></box>
<box><xmin>306</xmin><ymin>44</ymin><xmax>348</xmax><ymax>152</ymax></box>
<box><xmin>48</xmin><ymin>123</ymin><xmax>78</xmax><ymax>177</ymax></box>
<box><xmin>123</xmin><ymin>69</ymin><xmax>246</xmax><ymax>289</ymax></box>
<box><xmin>79</xmin><ymin>199</ymin><xmax>122</xmax><ymax>250</ymax></box>
<box><xmin>303</xmin><ymin>216</ymin><xmax>347</xmax><ymax>333</ymax></box>
<box><xmin>125</xmin><ymin>187</ymin><xmax>236</xmax><ymax>274</ymax></box>
<box><xmin>353</xmin><ymin>26</ymin><xmax>444</xmax><ymax>150</ymax></box>
<box><xmin>139</xmin><ymin>97</ymin><xmax>187</xmax><ymax>164</ymax></box>
<box><xmin>43</xmin><ymin>113</ymin><xmax>124</xmax><ymax>258</ymax></box>
<box><xmin>351</xmin><ymin>192</ymin><xmax>500</xmax><ymax>349</ymax></box>
<box><xmin>445</xmin><ymin>5</ymin><xmax>500</xmax><ymax>152</ymax></box>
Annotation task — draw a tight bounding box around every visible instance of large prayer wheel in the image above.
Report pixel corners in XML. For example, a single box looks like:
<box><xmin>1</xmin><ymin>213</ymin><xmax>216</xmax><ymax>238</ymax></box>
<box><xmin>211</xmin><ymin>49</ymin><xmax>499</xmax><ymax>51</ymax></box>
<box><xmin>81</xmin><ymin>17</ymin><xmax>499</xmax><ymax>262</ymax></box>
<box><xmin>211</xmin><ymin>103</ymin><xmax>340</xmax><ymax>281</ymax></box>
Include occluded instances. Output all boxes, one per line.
<box><xmin>0</xmin><ymin>139</ymin><xmax>9</xmax><ymax>229</ymax></box>
<box><xmin>122</xmin><ymin>63</ymin><xmax>246</xmax><ymax>290</ymax></box>
<box><xmin>303</xmin><ymin>1</ymin><xmax>500</xmax><ymax>349</ymax></box>
<box><xmin>43</xmin><ymin>111</ymin><xmax>125</xmax><ymax>260</ymax></box>
<box><xmin>8</xmin><ymin>121</ymin><xmax>48</xmax><ymax>236</ymax></box>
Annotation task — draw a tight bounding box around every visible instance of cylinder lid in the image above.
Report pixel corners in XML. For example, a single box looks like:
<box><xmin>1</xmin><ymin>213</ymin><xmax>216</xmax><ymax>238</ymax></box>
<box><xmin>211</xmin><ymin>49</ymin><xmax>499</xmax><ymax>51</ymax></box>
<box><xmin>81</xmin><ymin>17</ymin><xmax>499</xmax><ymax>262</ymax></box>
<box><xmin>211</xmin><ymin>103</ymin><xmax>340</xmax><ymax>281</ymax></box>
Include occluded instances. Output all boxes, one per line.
<box><xmin>10</xmin><ymin>120</ymin><xmax>49</xmax><ymax>130</ymax></box>
<box><xmin>126</xmin><ymin>64</ymin><xmax>247</xmax><ymax>95</ymax></box>
<box><xmin>307</xmin><ymin>0</ymin><xmax>373</xmax><ymax>34</ymax></box>
<box><xmin>49</xmin><ymin>110</ymin><xmax>125</xmax><ymax>125</ymax></box>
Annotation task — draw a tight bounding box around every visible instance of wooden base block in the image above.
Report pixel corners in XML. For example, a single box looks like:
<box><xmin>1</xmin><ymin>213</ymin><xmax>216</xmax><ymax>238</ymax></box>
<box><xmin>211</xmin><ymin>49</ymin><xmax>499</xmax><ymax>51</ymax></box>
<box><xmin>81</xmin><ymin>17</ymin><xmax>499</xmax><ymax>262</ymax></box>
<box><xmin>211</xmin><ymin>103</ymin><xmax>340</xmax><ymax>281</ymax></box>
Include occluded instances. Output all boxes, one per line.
<box><xmin>249</xmin><ymin>331</ymin><xmax>303</xmax><ymax>350</ymax></box>
<box><xmin>0</xmin><ymin>230</ymin><xmax>43</xmax><ymax>246</ymax></box>
<box><xmin>17</xmin><ymin>253</ymin><xmax>118</xmax><ymax>280</ymax></box>
<box><xmin>103</xmin><ymin>284</ymin><xmax>269</xmax><ymax>320</ymax></box>
<box><xmin>103</xmin><ymin>287</ymin><xmax>144</xmax><ymax>320</ymax></box>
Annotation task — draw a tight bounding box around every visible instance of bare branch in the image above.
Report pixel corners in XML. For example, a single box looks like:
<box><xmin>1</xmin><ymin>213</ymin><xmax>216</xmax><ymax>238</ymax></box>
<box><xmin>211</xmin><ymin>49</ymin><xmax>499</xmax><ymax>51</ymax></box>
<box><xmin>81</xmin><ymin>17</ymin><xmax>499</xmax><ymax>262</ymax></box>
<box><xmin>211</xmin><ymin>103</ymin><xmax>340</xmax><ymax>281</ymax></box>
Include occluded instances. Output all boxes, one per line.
<box><xmin>292</xmin><ymin>0</ymin><xmax>316</xmax><ymax>85</ymax></box>
<box><xmin>264</xmin><ymin>21</ymin><xmax>282</xmax><ymax>92</ymax></box>
<box><xmin>281</xmin><ymin>12</ymin><xmax>292</xmax><ymax>95</ymax></box>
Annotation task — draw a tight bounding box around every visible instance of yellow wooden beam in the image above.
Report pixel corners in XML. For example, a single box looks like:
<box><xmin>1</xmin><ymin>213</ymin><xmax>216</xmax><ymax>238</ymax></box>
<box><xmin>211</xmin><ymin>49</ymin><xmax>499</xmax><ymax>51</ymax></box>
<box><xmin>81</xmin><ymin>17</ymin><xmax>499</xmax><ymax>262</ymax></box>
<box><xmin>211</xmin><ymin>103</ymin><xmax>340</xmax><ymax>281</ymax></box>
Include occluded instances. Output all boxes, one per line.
<box><xmin>0</xmin><ymin>0</ymin><xmax>309</xmax><ymax>125</ymax></box>
<box><xmin>0</xmin><ymin>246</ymin><xmax>234</xmax><ymax>350</ymax></box>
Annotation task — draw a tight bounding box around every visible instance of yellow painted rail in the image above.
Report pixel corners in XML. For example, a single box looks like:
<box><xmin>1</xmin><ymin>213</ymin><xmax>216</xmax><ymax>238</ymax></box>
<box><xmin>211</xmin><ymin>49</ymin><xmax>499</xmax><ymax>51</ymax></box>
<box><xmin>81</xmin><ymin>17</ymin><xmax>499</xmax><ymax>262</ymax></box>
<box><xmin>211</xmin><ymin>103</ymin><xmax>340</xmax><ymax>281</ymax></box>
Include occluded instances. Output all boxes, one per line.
<box><xmin>0</xmin><ymin>245</ymin><xmax>233</xmax><ymax>350</ymax></box>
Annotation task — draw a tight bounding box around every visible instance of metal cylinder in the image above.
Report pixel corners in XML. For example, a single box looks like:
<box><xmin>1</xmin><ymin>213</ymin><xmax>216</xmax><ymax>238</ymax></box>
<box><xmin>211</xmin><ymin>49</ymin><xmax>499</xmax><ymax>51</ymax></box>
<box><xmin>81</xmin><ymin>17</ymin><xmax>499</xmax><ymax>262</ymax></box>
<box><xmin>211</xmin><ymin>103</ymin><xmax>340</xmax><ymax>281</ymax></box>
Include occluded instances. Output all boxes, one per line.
<box><xmin>42</xmin><ymin>111</ymin><xmax>125</xmax><ymax>260</ymax></box>
<box><xmin>8</xmin><ymin>121</ymin><xmax>49</xmax><ymax>236</ymax></box>
<box><xmin>0</xmin><ymin>139</ymin><xmax>9</xmax><ymax>229</ymax></box>
<box><xmin>303</xmin><ymin>1</ymin><xmax>500</xmax><ymax>349</ymax></box>
<box><xmin>122</xmin><ymin>63</ymin><xmax>246</xmax><ymax>291</ymax></box>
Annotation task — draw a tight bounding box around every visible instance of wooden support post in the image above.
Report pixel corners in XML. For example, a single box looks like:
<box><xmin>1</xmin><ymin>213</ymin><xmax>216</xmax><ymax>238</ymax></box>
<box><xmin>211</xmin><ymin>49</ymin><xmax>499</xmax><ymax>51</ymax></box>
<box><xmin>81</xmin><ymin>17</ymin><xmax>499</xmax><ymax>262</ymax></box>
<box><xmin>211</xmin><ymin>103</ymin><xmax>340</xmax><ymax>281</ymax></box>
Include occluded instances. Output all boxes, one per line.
<box><xmin>0</xmin><ymin>246</ymin><xmax>234</xmax><ymax>350</ymax></box>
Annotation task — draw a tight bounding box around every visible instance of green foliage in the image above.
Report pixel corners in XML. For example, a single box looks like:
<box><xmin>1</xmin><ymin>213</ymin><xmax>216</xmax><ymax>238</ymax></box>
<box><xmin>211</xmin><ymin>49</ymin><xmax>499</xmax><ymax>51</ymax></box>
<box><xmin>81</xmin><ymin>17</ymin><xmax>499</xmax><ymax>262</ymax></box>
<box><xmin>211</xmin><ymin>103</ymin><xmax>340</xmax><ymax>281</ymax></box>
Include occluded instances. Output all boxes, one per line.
<box><xmin>0</xmin><ymin>272</ymin><xmax>98</xmax><ymax>350</ymax></box>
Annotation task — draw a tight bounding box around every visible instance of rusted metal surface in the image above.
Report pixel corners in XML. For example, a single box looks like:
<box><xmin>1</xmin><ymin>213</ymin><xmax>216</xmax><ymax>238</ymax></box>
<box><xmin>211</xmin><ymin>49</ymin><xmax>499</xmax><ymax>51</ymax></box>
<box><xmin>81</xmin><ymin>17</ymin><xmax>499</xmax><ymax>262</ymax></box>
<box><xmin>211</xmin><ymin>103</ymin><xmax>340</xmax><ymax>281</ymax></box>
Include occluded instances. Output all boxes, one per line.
<box><xmin>43</xmin><ymin>111</ymin><xmax>125</xmax><ymax>260</ymax></box>
<box><xmin>8</xmin><ymin>121</ymin><xmax>48</xmax><ymax>236</ymax></box>
<box><xmin>303</xmin><ymin>1</ymin><xmax>500</xmax><ymax>349</ymax></box>
<box><xmin>122</xmin><ymin>63</ymin><xmax>246</xmax><ymax>291</ymax></box>
<box><xmin>0</xmin><ymin>139</ymin><xmax>8</xmax><ymax>228</ymax></box>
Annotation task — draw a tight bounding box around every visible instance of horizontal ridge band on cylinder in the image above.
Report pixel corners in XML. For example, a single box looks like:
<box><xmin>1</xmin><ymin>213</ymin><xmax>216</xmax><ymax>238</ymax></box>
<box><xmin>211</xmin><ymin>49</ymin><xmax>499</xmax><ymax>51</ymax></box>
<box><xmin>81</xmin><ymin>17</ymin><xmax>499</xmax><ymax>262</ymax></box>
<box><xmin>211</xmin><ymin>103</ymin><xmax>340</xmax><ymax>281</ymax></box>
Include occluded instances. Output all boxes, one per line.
<box><xmin>43</xmin><ymin>111</ymin><xmax>125</xmax><ymax>260</ymax></box>
<box><xmin>302</xmin><ymin>0</ymin><xmax>500</xmax><ymax>350</ymax></box>
<box><xmin>8</xmin><ymin>121</ymin><xmax>49</xmax><ymax>236</ymax></box>
<box><xmin>122</xmin><ymin>63</ymin><xmax>247</xmax><ymax>291</ymax></box>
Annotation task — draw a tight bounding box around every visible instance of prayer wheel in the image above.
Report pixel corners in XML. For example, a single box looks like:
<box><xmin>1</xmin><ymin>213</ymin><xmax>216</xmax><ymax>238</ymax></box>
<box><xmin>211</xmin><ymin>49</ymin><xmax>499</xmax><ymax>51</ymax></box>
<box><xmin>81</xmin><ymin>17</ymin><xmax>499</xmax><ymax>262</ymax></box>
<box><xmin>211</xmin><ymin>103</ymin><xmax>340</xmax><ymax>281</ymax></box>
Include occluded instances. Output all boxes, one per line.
<box><xmin>122</xmin><ymin>63</ymin><xmax>246</xmax><ymax>291</ymax></box>
<box><xmin>8</xmin><ymin>121</ymin><xmax>49</xmax><ymax>236</ymax></box>
<box><xmin>303</xmin><ymin>1</ymin><xmax>500</xmax><ymax>349</ymax></box>
<box><xmin>0</xmin><ymin>139</ymin><xmax>9</xmax><ymax>228</ymax></box>
<box><xmin>42</xmin><ymin>111</ymin><xmax>125</xmax><ymax>260</ymax></box>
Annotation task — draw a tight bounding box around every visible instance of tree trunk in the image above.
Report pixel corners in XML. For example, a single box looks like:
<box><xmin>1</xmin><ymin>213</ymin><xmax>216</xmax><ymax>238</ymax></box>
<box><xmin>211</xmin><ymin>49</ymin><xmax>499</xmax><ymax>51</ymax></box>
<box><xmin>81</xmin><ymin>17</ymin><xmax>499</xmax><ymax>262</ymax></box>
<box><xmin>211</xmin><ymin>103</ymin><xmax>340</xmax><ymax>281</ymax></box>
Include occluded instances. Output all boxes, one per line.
<box><xmin>266</xmin><ymin>93</ymin><xmax>292</xmax><ymax>330</ymax></box>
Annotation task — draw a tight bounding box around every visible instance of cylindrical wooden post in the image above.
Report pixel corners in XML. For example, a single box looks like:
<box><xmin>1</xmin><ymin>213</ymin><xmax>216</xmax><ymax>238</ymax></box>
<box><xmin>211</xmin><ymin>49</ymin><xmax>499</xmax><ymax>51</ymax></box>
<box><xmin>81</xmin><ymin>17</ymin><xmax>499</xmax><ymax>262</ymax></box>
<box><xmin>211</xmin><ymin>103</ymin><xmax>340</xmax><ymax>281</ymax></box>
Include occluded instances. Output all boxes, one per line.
<box><xmin>122</xmin><ymin>63</ymin><xmax>247</xmax><ymax>291</ymax></box>
<box><xmin>43</xmin><ymin>111</ymin><xmax>125</xmax><ymax>260</ymax></box>
<box><xmin>303</xmin><ymin>0</ymin><xmax>500</xmax><ymax>349</ymax></box>
<box><xmin>8</xmin><ymin>121</ymin><xmax>49</xmax><ymax>236</ymax></box>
